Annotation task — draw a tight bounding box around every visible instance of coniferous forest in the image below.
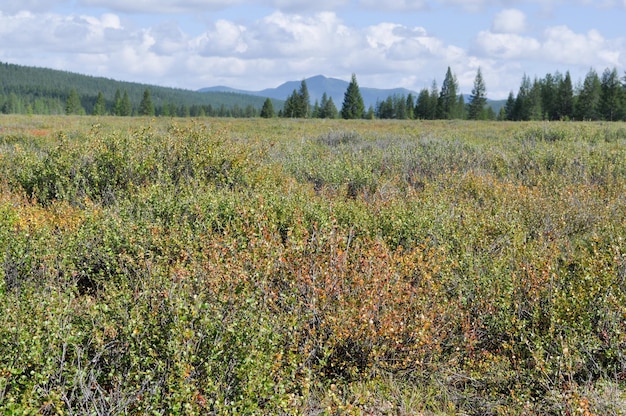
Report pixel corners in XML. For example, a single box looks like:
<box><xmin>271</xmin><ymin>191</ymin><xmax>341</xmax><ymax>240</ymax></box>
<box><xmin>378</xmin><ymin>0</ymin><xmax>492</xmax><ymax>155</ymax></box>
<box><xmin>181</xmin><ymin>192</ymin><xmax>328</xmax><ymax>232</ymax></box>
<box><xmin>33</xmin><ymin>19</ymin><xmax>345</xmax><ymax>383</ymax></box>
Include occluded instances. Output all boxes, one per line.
<box><xmin>2</xmin><ymin>61</ymin><xmax>626</xmax><ymax>121</ymax></box>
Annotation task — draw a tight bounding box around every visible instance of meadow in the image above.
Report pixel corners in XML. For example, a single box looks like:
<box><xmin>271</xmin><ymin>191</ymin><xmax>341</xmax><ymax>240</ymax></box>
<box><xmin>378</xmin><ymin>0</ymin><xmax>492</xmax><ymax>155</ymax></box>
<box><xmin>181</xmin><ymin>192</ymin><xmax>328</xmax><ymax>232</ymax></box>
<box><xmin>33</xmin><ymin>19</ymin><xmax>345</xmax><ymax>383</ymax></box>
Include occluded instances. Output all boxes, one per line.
<box><xmin>0</xmin><ymin>115</ymin><xmax>625</xmax><ymax>415</ymax></box>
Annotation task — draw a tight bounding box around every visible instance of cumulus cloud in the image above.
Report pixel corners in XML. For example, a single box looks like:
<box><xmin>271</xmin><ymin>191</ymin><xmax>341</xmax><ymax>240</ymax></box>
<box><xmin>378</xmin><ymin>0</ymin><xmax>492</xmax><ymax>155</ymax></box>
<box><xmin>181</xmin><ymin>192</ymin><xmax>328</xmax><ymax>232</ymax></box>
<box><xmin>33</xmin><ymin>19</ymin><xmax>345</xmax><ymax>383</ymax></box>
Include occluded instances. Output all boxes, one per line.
<box><xmin>475</xmin><ymin>22</ymin><xmax>623</xmax><ymax>71</ymax></box>
<box><xmin>492</xmin><ymin>9</ymin><xmax>526</xmax><ymax>33</ymax></box>
<box><xmin>2</xmin><ymin>1</ymin><xmax>625</xmax><ymax>98</ymax></box>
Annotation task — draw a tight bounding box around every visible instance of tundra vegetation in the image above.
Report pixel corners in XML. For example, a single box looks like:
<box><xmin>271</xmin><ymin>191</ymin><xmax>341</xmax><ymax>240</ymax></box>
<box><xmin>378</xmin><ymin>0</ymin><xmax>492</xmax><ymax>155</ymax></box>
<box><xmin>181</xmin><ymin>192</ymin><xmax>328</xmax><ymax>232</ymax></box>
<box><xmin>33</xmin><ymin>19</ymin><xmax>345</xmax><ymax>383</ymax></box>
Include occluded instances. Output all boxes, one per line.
<box><xmin>0</xmin><ymin>115</ymin><xmax>625</xmax><ymax>414</ymax></box>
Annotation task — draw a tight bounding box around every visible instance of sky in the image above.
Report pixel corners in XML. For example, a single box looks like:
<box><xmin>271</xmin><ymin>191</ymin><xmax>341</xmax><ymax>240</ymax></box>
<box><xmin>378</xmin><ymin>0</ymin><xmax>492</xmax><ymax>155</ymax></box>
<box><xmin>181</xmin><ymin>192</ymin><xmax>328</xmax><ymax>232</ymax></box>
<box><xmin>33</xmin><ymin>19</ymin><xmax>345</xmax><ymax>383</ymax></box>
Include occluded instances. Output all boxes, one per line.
<box><xmin>1</xmin><ymin>1</ymin><xmax>625</xmax><ymax>99</ymax></box>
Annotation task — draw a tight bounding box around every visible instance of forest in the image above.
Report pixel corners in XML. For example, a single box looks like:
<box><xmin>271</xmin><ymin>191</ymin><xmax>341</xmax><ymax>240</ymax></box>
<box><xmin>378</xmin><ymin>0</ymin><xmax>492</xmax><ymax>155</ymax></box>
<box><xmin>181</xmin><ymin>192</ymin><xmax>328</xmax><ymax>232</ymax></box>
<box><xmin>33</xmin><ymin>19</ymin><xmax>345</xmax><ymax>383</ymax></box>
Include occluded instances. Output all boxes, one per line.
<box><xmin>2</xmin><ymin>61</ymin><xmax>626</xmax><ymax>121</ymax></box>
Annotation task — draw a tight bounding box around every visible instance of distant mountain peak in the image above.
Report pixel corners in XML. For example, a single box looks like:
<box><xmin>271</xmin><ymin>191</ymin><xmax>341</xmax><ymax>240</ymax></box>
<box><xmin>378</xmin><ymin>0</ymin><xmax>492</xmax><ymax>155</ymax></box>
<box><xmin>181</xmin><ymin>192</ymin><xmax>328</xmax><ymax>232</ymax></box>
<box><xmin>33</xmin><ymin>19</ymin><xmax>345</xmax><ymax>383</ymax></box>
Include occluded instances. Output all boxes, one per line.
<box><xmin>199</xmin><ymin>75</ymin><xmax>417</xmax><ymax>108</ymax></box>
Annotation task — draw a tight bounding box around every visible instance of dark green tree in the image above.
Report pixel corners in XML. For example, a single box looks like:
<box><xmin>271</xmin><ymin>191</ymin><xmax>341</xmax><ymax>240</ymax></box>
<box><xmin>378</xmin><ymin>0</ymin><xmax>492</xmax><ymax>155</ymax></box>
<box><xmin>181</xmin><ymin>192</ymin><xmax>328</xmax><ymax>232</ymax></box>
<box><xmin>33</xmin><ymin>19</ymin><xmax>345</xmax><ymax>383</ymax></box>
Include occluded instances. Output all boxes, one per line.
<box><xmin>283</xmin><ymin>89</ymin><xmax>301</xmax><ymax>118</ymax></box>
<box><xmin>437</xmin><ymin>67</ymin><xmax>459</xmax><ymax>119</ymax></box>
<box><xmin>65</xmin><ymin>88</ymin><xmax>84</xmax><ymax>115</ymax></box>
<box><xmin>406</xmin><ymin>93</ymin><xmax>415</xmax><ymax>119</ymax></box>
<box><xmin>319</xmin><ymin>93</ymin><xmax>338</xmax><ymax>119</ymax></box>
<box><xmin>429</xmin><ymin>81</ymin><xmax>439</xmax><ymax>119</ymax></box>
<box><xmin>556</xmin><ymin>71</ymin><xmax>574</xmax><ymax>120</ymax></box>
<box><xmin>600</xmin><ymin>67</ymin><xmax>624</xmax><ymax>121</ymax></box>
<box><xmin>574</xmin><ymin>69</ymin><xmax>601</xmax><ymax>120</ymax></box>
<box><xmin>376</xmin><ymin>96</ymin><xmax>394</xmax><ymax>119</ymax></box>
<box><xmin>139</xmin><ymin>88</ymin><xmax>155</xmax><ymax>116</ymax></box>
<box><xmin>513</xmin><ymin>74</ymin><xmax>532</xmax><ymax>121</ymax></box>
<box><xmin>504</xmin><ymin>91</ymin><xmax>516</xmax><ymax>120</ymax></box>
<box><xmin>341</xmin><ymin>73</ymin><xmax>365</xmax><ymax>119</ymax></box>
<box><xmin>467</xmin><ymin>67</ymin><xmax>487</xmax><ymax>120</ymax></box>
<box><xmin>414</xmin><ymin>88</ymin><xmax>431</xmax><ymax>119</ymax></box>
<box><xmin>92</xmin><ymin>91</ymin><xmax>107</xmax><ymax>116</ymax></box>
<box><xmin>298</xmin><ymin>80</ymin><xmax>310</xmax><ymax>118</ymax></box>
<box><xmin>260</xmin><ymin>98</ymin><xmax>275</xmax><ymax>118</ymax></box>
<box><xmin>540</xmin><ymin>72</ymin><xmax>558</xmax><ymax>119</ymax></box>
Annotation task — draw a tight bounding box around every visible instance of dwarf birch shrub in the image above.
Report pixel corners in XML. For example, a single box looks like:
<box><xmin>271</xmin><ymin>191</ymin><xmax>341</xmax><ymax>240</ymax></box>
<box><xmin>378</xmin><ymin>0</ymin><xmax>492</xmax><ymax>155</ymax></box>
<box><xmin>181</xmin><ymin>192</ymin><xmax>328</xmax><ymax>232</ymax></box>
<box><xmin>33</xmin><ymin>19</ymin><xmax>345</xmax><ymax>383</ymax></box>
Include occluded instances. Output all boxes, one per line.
<box><xmin>0</xmin><ymin>117</ymin><xmax>625</xmax><ymax>414</ymax></box>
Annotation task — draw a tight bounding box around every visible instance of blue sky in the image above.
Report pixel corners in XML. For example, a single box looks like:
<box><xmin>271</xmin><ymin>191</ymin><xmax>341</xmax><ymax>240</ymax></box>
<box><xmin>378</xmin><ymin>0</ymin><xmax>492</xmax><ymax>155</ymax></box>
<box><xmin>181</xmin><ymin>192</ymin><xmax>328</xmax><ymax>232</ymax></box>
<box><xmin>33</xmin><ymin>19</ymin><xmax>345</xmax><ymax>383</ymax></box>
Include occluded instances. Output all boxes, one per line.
<box><xmin>1</xmin><ymin>1</ymin><xmax>625</xmax><ymax>99</ymax></box>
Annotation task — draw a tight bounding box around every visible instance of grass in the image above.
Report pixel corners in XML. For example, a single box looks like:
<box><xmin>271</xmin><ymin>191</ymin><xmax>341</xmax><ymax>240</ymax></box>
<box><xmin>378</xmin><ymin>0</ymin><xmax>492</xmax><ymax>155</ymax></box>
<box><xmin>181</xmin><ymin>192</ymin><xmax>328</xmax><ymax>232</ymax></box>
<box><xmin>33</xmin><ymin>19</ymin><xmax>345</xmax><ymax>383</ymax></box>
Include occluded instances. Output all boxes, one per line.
<box><xmin>0</xmin><ymin>115</ymin><xmax>625</xmax><ymax>414</ymax></box>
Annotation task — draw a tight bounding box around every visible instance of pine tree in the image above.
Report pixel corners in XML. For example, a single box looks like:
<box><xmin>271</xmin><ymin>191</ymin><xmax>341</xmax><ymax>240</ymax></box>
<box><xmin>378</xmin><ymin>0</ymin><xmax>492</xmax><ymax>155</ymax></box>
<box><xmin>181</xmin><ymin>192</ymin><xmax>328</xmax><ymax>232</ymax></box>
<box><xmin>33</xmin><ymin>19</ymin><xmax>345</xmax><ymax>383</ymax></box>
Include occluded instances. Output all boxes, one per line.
<box><xmin>429</xmin><ymin>81</ymin><xmax>439</xmax><ymax>119</ymax></box>
<box><xmin>65</xmin><ymin>88</ymin><xmax>84</xmax><ymax>115</ymax></box>
<box><xmin>504</xmin><ymin>91</ymin><xmax>516</xmax><ymax>120</ymax></box>
<box><xmin>283</xmin><ymin>89</ymin><xmax>300</xmax><ymax>118</ymax></box>
<box><xmin>341</xmin><ymin>73</ymin><xmax>365</xmax><ymax>119</ymax></box>
<box><xmin>514</xmin><ymin>74</ymin><xmax>532</xmax><ymax>121</ymax></box>
<box><xmin>298</xmin><ymin>80</ymin><xmax>310</xmax><ymax>118</ymax></box>
<box><xmin>600</xmin><ymin>67</ymin><xmax>623</xmax><ymax>121</ymax></box>
<box><xmin>260</xmin><ymin>98</ymin><xmax>274</xmax><ymax>118</ymax></box>
<box><xmin>556</xmin><ymin>71</ymin><xmax>573</xmax><ymax>120</ymax></box>
<box><xmin>319</xmin><ymin>93</ymin><xmax>338</xmax><ymax>119</ymax></box>
<box><xmin>437</xmin><ymin>67</ymin><xmax>459</xmax><ymax>119</ymax></box>
<box><xmin>468</xmin><ymin>67</ymin><xmax>487</xmax><ymax>120</ymax></box>
<box><xmin>406</xmin><ymin>93</ymin><xmax>415</xmax><ymax>119</ymax></box>
<box><xmin>139</xmin><ymin>89</ymin><xmax>154</xmax><ymax>116</ymax></box>
<box><xmin>414</xmin><ymin>88</ymin><xmax>431</xmax><ymax>119</ymax></box>
<box><xmin>575</xmin><ymin>69</ymin><xmax>601</xmax><ymax>120</ymax></box>
<box><xmin>122</xmin><ymin>91</ymin><xmax>132</xmax><ymax>116</ymax></box>
<box><xmin>92</xmin><ymin>91</ymin><xmax>107</xmax><ymax>116</ymax></box>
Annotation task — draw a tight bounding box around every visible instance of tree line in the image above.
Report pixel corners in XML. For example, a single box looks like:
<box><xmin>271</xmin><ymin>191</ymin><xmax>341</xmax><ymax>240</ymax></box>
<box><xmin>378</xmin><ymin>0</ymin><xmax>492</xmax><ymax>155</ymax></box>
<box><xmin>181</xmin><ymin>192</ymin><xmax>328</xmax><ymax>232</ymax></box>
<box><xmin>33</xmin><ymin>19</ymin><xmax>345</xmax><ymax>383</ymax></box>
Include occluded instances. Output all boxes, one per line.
<box><xmin>0</xmin><ymin>61</ymin><xmax>271</xmax><ymax>117</ymax></box>
<box><xmin>2</xmin><ymin>59</ymin><xmax>626</xmax><ymax>120</ymax></box>
<box><xmin>267</xmin><ymin>67</ymin><xmax>626</xmax><ymax>121</ymax></box>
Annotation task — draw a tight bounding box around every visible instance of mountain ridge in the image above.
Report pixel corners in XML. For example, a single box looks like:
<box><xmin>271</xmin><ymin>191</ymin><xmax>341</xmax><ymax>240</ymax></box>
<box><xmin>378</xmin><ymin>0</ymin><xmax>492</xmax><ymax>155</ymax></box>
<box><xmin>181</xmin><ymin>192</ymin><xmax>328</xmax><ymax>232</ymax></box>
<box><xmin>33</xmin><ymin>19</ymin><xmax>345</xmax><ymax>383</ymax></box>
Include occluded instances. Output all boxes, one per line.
<box><xmin>199</xmin><ymin>75</ymin><xmax>417</xmax><ymax>109</ymax></box>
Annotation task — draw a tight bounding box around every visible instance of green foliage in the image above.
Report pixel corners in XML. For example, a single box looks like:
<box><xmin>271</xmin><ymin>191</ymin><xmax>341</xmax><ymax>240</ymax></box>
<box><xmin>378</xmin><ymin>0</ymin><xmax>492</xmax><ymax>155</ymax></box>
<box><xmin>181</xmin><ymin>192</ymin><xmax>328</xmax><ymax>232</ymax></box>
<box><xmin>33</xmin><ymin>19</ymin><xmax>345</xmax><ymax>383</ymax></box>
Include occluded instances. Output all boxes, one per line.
<box><xmin>282</xmin><ymin>80</ymin><xmax>311</xmax><ymax>118</ymax></box>
<box><xmin>260</xmin><ymin>97</ymin><xmax>275</xmax><ymax>118</ymax></box>
<box><xmin>341</xmin><ymin>74</ymin><xmax>365</xmax><ymax>119</ymax></box>
<box><xmin>65</xmin><ymin>89</ymin><xmax>85</xmax><ymax>115</ymax></box>
<box><xmin>92</xmin><ymin>91</ymin><xmax>107</xmax><ymax>116</ymax></box>
<box><xmin>468</xmin><ymin>67</ymin><xmax>487</xmax><ymax>120</ymax></box>
<box><xmin>1</xmin><ymin>116</ymin><xmax>625</xmax><ymax>414</ymax></box>
<box><xmin>0</xmin><ymin>61</ymin><xmax>275</xmax><ymax>117</ymax></box>
<box><xmin>138</xmin><ymin>89</ymin><xmax>154</xmax><ymax>116</ymax></box>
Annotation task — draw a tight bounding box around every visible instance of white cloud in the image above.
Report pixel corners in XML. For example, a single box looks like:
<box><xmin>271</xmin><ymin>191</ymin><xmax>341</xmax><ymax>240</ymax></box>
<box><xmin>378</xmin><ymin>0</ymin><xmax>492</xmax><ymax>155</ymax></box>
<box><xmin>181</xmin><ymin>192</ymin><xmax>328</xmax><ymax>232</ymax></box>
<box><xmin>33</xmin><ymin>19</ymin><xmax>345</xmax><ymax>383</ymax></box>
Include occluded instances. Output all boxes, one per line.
<box><xmin>541</xmin><ymin>25</ymin><xmax>621</xmax><ymax>67</ymax></box>
<box><xmin>78</xmin><ymin>0</ymin><xmax>244</xmax><ymax>13</ymax></box>
<box><xmin>474</xmin><ymin>31</ymin><xmax>541</xmax><ymax>60</ymax></box>
<box><xmin>492</xmin><ymin>9</ymin><xmax>526</xmax><ymax>34</ymax></box>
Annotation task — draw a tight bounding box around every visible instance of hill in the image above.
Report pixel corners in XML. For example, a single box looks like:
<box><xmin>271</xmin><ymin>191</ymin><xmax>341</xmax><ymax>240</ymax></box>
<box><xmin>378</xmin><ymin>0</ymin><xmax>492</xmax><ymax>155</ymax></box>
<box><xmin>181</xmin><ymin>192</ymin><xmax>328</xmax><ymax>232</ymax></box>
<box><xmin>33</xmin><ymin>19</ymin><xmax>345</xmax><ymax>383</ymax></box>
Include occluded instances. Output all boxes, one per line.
<box><xmin>0</xmin><ymin>61</ymin><xmax>281</xmax><ymax>116</ymax></box>
<box><xmin>200</xmin><ymin>75</ymin><xmax>418</xmax><ymax>109</ymax></box>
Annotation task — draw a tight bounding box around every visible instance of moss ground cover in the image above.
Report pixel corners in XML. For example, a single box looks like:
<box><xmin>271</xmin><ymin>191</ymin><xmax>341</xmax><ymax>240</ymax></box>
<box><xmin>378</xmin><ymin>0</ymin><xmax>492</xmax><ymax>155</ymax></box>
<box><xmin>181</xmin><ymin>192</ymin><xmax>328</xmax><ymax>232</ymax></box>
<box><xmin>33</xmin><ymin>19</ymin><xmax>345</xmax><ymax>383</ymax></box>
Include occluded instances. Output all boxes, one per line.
<box><xmin>1</xmin><ymin>115</ymin><xmax>625</xmax><ymax>414</ymax></box>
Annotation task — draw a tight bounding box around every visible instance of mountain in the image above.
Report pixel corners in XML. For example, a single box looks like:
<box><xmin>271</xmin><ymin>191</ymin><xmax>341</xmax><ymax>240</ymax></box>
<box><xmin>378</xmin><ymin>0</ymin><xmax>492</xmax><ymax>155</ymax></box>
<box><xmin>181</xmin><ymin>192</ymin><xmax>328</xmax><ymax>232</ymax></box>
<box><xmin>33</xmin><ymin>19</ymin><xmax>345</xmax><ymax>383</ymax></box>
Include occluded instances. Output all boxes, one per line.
<box><xmin>200</xmin><ymin>75</ymin><xmax>418</xmax><ymax>109</ymax></box>
<box><xmin>0</xmin><ymin>61</ymin><xmax>281</xmax><ymax>116</ymax></box>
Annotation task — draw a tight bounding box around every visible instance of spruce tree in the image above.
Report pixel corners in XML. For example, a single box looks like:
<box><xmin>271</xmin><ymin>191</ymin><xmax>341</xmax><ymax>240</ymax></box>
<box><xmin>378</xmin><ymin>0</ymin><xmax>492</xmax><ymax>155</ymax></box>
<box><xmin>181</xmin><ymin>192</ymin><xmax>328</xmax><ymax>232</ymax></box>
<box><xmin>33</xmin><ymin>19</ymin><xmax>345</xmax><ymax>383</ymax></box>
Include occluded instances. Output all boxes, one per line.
<box><xmin>556</xmin><ymin>71</ymin><xmax>574</xmax><ymax>120</ymax></box>
<box><xmin>437</xmin><ymin>67</ymin><xmax>459</xmax><ymax>119</ymax></box>
<box><xmin>283</xmin><ymin>89</ymin><xmax>300</xmax><ymax>118</ymax></box>
<box><xmin>504</xmin><ymin>91</ymin><xmax>516</xmax><ymax>120</ymax></box>
<box><xmin>113</xmin><ymin>89</ymin><xmax>123</xmax><ymax>116</ymax></box>
<box><xmin>575</xmin><ymin>69</ymin><xmax>601</xmax><ymax>120</ymax></box>
<box><xmin>468</xmin><ymin>67</ymin><xmax>487</xmax><ymax>120</ymax></box>
<box><xmin>414</xmin><ymin>88</ymin><xmax>431</xmax><ymax>119</ymax></box>
<box><xmin>122</xmin><ymin>91</ymin><xmax>132</xmax><ymax>116</ymax></box>
<box><xmin>92</xmin><ymin>91</ymin><xmax>107</xmax><ymax>116</ymax></box>
<box><xmin>298</xmin><ymin>80</ymin><xmax>310</xmax><ymax>118</ymax></box>
<box><xmin>65</xmin><ymin>88</ymin><xmax>84</xmax><ymax>115</ymax></box>
<box><xmin>319</xmin><ymin>92</ymin><xmax>338</xmax><ymax>119</ymax></box>
<box><xmin>600</xmin><ymin>67</ymin><xmax>623</xmax><ymax>121</ymax></box>
<box><xmin>260</xmin><ymin>98</ymin><xmax>274</xmax><ymax>118</ymax></box>
<box><xmin>139</xmin><ymin>88</ymin><xmax>154</xmax><ymax>116</ymax></box>
<box><xmin>341</xmin><ymin>73</ymin><xmax>365</xmax><ymax>119</ymax></box>
<box><xmin>406</xmin><ymin>93</ymin><xmax>415</xmax><ymax>119</ymax></box>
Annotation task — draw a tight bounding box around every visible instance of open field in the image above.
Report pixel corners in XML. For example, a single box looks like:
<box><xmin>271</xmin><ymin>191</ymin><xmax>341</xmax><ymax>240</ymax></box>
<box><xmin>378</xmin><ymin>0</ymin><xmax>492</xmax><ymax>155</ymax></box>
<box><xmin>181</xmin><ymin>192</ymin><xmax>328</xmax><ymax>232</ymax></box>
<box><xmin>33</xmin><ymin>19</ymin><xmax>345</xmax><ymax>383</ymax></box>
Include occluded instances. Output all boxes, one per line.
<box><xmin>1</xmin><ymin>115</ymin><xmax>625</xmax><ymax>414</ymax></box>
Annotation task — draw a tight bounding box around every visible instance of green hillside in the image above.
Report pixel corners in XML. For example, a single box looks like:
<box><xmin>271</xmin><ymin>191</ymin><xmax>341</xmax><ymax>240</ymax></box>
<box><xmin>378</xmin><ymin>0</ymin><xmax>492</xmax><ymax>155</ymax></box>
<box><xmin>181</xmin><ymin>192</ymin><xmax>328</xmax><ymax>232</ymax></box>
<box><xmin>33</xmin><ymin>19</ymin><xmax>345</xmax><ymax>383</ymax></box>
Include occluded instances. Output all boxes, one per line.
<box><xmin>0</xmin><ymin>61</ymin><xmax>282</xmax><ymax>116</ymax></box>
